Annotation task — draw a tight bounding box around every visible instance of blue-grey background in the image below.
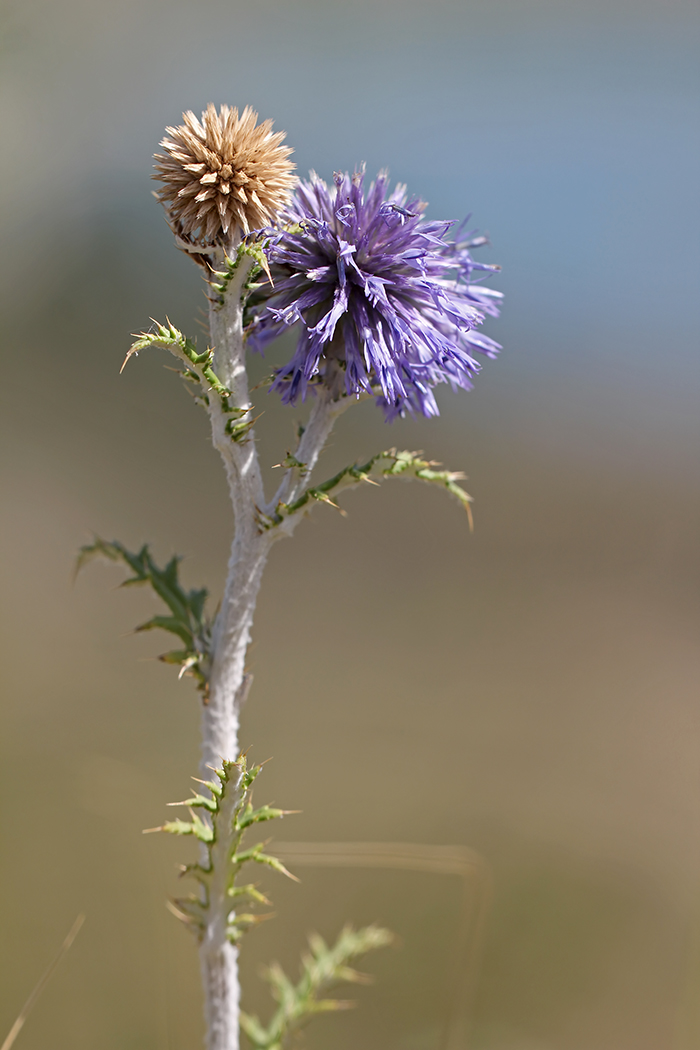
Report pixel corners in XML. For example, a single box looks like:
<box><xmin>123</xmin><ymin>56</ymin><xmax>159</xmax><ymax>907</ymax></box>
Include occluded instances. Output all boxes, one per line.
<box><xmin>1</xmin><ymin>1</ymin><xmax>699</xmax><ymax>1048</ymax></box>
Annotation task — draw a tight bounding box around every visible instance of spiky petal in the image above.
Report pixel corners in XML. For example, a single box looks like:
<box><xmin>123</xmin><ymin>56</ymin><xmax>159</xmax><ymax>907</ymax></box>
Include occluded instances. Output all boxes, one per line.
<box><xmin>246</xmin><ymin>168</ymin><xmax>502</xmax><ymax>420</ymax></box>
<box><xmin>153</xmin><ymin>104</ymin><xmax>296</xmax><ymax>246</ymax></box>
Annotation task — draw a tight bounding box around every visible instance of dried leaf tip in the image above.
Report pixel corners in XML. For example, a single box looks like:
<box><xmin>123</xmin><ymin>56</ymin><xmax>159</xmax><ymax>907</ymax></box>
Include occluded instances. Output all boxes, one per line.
<box><xmin>153</xmin><ymin>104</ymin><xmax>296</xmax><ymax>249</ymax></box>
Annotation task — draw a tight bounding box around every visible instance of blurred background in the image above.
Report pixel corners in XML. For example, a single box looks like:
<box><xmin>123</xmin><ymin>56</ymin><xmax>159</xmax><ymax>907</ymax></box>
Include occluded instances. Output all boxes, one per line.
<box><xmin>0</xmin><ymin>0</ymin><xmax>699</xmax><ymax>1048</ymax></box>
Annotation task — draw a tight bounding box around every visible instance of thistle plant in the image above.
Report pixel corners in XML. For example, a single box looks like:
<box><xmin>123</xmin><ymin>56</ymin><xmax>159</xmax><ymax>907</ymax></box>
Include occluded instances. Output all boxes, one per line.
<box><xmin>80</xmin><ymin>104</ymin><xmax>501</xmax><ymax>1050</ymax></box>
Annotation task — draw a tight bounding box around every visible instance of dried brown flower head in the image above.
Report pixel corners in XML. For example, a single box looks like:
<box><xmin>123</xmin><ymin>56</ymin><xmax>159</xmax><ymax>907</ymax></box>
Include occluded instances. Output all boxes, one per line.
<box><xmin>153</xmin><ymin>104</ymin><xmax>296</xmax><ymax>246</ymax></box>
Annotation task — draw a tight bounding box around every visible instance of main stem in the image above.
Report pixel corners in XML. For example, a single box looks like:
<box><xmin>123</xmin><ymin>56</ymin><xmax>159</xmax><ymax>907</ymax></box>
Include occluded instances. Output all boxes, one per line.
<box><xmin>199</xmin><ymin>252</ymin><xmax>265</xmax><ymax>1050</ymax></box>
<box><xmin>197</xmin><ymin>252</ymin><xmax>342</xmax><ymax>1050</ymax></box>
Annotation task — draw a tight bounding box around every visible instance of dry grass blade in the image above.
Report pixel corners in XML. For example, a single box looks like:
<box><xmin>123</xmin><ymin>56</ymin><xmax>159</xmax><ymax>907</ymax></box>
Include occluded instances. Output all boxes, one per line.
<box><xmin>1</xmin><ymin>914</ymin><xmax>85</xmax><ymax>1050</ymax></box>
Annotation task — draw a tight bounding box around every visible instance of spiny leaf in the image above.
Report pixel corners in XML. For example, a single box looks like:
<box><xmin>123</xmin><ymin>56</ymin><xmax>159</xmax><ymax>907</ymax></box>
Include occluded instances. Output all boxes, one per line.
<box><xmin>122</xmin><ymin>318</ymin><xmax>234</xmax><ymax>406</ymax></box>
<box><xmin>263</xmin><ymin>448</ymin><xmax>474</xmax><ymax>531</ymax></box>
<box><xmin>191</xmin><ymin>776</ymin><xmax>222</xmax><ymax>798</ymax></box>
<box><xmin>211</xmin><ymin>236</ymin><xmax>272</xmax><ymax>310</ymax></box>
<box><xmin>264</xmin><ymin>962</ymin><xmax>297</xmax><ymax>1006</ymax></box>
<box><xmin>237</xmin><ymin>804</ymin><xmax>297</xmax><ymax>829</ymax></box>
<box><xmin>122</xmin><ymin>319</ymin><xmax>199</xmax><ymax>374</ymax></box>
<box><xmin>225</xmin><ymin>408</ymin><xmax>259</xmax><ymax>443</ymax></box>
<box><xmin>161</xmin><ymin>813</ymin><xmax>214</xmax><ymax>842</ymax></box>
<box><xmin>272</xmin><ymin>453</ymin><xmax>307</xmax><ymax>472</ymax></box>
<box><xmin>228</xmin><ymin>884</ymin><xmax>271</xmax><ymax>906</ymax></box>
<box><xmin>233</xmin><ymin>846</ymin><xmax>300</xmax><ymax>882</ymax></box>
<box><xmin>76</xmin><ymin>537</ymin><xmax>212</xmax><ymax>696</ymax></box>
<box><xmin>135</xmin><ymin>615</ymin><xmax>192</xmax><ymax>645</ymax></box>
<box><xmin>242</xmin><ymin>924</ymin><xmax>392</xmax><ymax>1049</ymax></box>
<box><xmin>227</xmin><ymin>911</ymin><xmax>275</xmax><ymax>943</ymax></box>
<box><xmin>148</xmin><ymin>755</ymin><xmax>297</xmax><ymax>949</ymax></box>
<box><xmin>167</xmin><ymin>793</ymin><xmax>218</xmax><ymax>813</ymax></box>
<box><xmin>303</xmin><ymin>998</ymin><xmax>354</xmax><ymax>1014</ymax></box>
<box><xmin>239</xmin><ymin>1014</ymin><xmax>270</xmax><ymax>1045</ymax></box>
<box><xmin>159</xmin><ymin>648</ymin><xmax>195</xmax><ymax>667</ymax></box>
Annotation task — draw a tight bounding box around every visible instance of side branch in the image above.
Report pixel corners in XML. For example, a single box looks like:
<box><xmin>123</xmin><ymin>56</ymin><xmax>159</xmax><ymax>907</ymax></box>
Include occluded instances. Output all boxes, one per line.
<box><xmin>266</xmin><ymin>394</ymin><xmax>353</xmax><ymax>514</ymax></box>
<box><xmin>263</xmin><ymin>448</ymin><xmax>474</xmax><ymax>533</ymax></box>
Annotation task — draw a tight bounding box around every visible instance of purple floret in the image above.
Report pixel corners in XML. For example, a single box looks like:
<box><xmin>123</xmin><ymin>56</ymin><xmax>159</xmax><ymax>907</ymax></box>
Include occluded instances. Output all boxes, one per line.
<box><xmin>246</xmin><ymin>168</ymin><xmax>502</xmax><ymax>419</ymax></box>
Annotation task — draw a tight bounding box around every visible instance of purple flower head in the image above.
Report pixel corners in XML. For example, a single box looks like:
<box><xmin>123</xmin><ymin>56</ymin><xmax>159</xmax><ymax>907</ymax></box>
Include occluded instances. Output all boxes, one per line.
<box><xmin>246</xmin><ymin>168</ymin><xmax>502</xmax><ymax>419</ymax></box>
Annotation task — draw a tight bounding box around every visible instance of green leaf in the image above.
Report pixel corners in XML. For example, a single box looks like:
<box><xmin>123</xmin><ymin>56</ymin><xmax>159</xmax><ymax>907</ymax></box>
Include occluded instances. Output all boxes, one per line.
<box><xmin>76</xmin><ymin>537</ymin><xmax>212</xmax><ymax>695</ymax></box>
<box><xmin>167</xmin><ymin>793</ymin><xmax>218</xmax><ymax>813</ymax></box>
<box><xmin>160</xmin><ymin>819</ymin><xmax>197</xmax><ymax>837</ymax></box>
<box><xmin>246</xmin><ymin>924</ymin><xmax>392</xmax><ymax>1048</ymax></box>
<box><xmin>269</xmin><ymin>448</ymin><xmax>473</xmax><ymax>529</ymax></box>
<box><xmin>228</xmin><ymin>884</ymin><xmax>271</xmax><ymax>906</ymax></box>
<box><xmin>227</xmin><ymin>911</ymin><xmax>274</xmax><ymax>937</ymax></box>
<box><xmin>239</xmin><ymin>1013</ymin><xmax>270</xmax><ymax>1046</ymax></box>
<box><xmin>265</xmin><ymin>961</ymin><xmax>295</xmax><ymax>997</ymax></box>
<box><xmin>233</xmin><ymin>846</ymin><xmax>299</xmax><ymax>882</ymax></box>
<box><xmin>304</xmin><ymin>998</ymin><xmax>354</xmax><ymax>1014</ymax></box>
<box><xmin>158</xmin><ymin>648</ymin><xmax>194</xmax><ymax>665</ymax></box>
<box><xmin>161</xmin><ymin>813</ymin><xmax>213</xmax><ymax>842</ymax></box>
<box><xmin>237</xmin><ymin>804</ymin><xmax>294</xmax><ymax>829</ymax></box>
<box><xmin>122</xmin><ymin>318</ymin><xmax>233</xmax><ymax>404</ymax></box>
<box><xmin>135</xmin><ymin>615</ymin><xmax>193</xmax><ymax>645</ymax></box>
<box><xmin>211</xmin><ymin>236</ymin><xmax>272</xmax><ymax>311</ymax></box>
<box><xmin>148</xmin><ymin>755</ymin><xmax>297</xmax><ymax>951</ymax></box>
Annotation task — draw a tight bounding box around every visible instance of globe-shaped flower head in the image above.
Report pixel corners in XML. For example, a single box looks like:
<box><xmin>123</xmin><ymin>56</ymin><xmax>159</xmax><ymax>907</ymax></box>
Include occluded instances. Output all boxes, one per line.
<box><xmin>153</xmin><ymin>104</ymin><xmax>296</xmax><ymax>246</ymax></box>
<box><xmin>247</xmin><ymin>169</ymin><xmax>502</xmax><ymax>419</ymax></box>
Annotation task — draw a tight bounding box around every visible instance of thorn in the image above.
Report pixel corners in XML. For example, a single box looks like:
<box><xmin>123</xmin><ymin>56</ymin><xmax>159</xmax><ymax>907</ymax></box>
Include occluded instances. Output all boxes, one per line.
<box><xmin>119</xmin><ymin>350</ymin><xmax>135</xmax><ymax>374</ymax></box>
<box><xmin>250</xmin><ymin>374</ymin><xmax>275</xmax><ymax>391</ymax></box>
<box><xmin>165</xmin><ymin>900</ymin><xmax>193</xmax><ymax>924</ymax></box>
<box><xmin>142</xmin><ymin>826</ymin><xmax>164</xmax><ymax>834</ymax></box>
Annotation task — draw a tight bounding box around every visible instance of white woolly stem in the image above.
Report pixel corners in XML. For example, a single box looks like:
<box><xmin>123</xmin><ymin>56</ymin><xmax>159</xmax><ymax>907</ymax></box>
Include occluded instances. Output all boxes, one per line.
<box><xmin>203</xmin><ymin>249</ymin><xmax>268</xmax><ymax>766</ymax></box>
<box><xmin>199</xmin><ymin>250</ymin><xmax>268</xmax><ymax>1050</ymax></box>
<box><xmin>267</xmin><ymin>390</ymin><xmax>353</xmax><ymax>515</ymax></box>
<box><xmin>199</xmin><ymin>765</ymin><xmax>246</xmax><ymax>1050</ymax></box>
<box><xmin>198</xmin><ymin>250</ymin><xmax>349</xmax><ymax>1050</ymax></box>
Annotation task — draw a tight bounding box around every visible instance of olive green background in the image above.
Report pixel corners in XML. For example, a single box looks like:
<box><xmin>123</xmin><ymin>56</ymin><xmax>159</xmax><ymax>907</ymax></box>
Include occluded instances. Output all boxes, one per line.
<box><xmin>1</xmin><ymin>0</ymin><xmax>699</xmax><ymax>1048</ymax></box>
